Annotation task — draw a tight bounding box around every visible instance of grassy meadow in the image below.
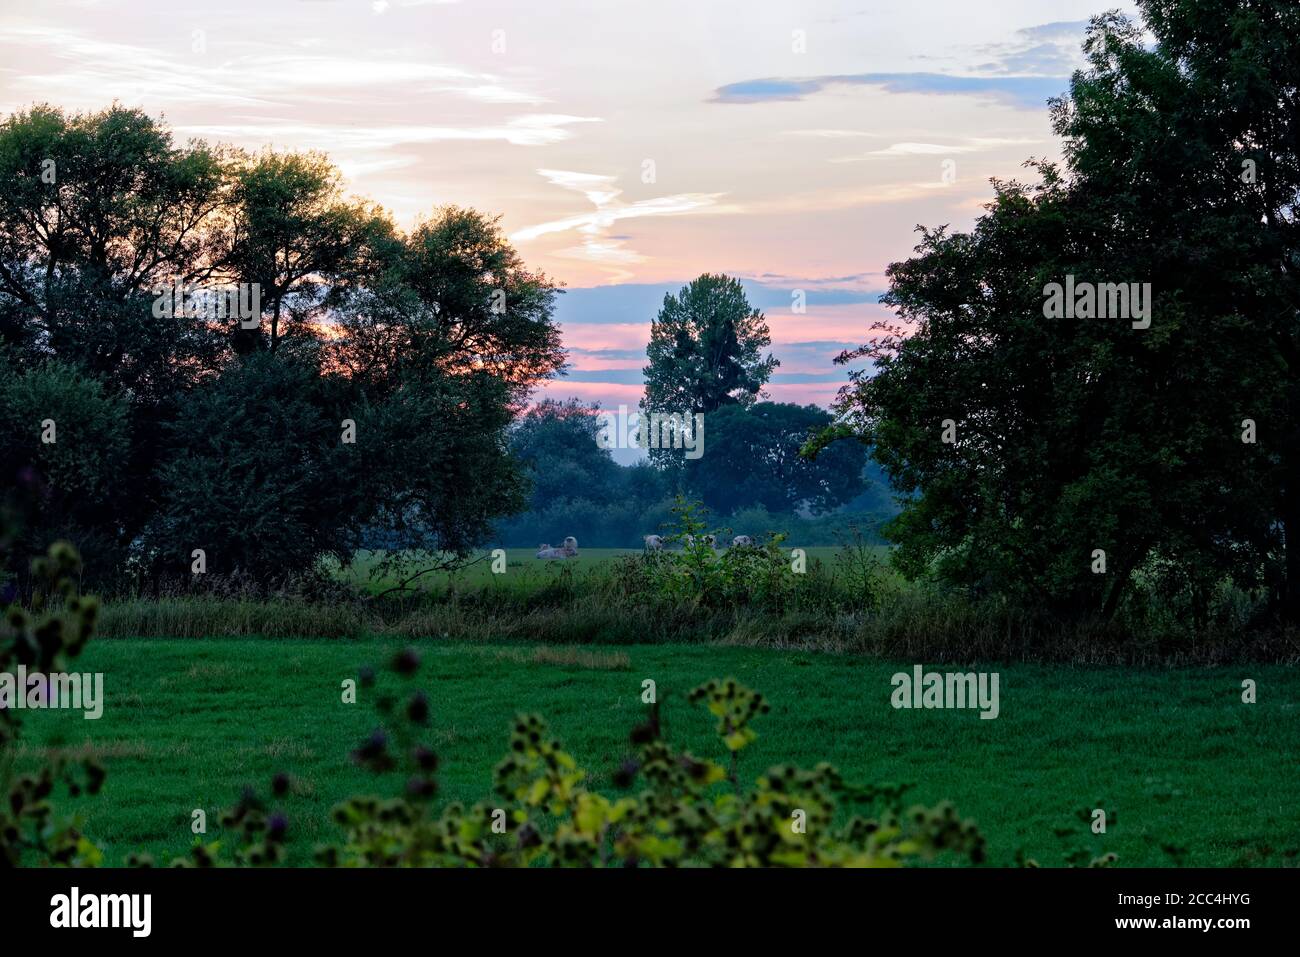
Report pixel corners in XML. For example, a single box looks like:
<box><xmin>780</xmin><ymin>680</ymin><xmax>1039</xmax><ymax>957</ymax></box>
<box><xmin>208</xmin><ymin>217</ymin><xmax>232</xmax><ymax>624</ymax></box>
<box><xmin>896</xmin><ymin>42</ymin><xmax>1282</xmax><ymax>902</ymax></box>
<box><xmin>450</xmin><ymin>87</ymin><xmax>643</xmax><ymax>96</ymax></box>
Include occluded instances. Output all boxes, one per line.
<box><xmin>12</xmin><ymin>636</ymin><xmax>1299</xmax><ymax>867</ymax></box>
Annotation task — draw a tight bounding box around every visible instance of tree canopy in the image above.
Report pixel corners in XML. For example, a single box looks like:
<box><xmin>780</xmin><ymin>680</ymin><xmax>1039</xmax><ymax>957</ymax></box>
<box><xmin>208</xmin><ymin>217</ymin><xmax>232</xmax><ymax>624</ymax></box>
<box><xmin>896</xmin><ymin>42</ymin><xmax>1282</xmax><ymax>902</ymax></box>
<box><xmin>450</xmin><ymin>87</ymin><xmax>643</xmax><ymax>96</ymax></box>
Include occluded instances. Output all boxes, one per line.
<box><xmin>0</xmin><ymin>104</ymin><xmax>563</xmax><ymax>589</ymax></box>
<box><xmin>642</xmin><ymin>274</ymin><xmax>778</xmax><ymax>415</ymax></box>
<box><xmin>685</xmin><ymin>402</ymin><xmax>865</xmax><ymax>517</ymax></box>
<box><xmin>817</xmin><ymin>0</ymin><xmax>1300</xmax><ymax>622</ymax></box>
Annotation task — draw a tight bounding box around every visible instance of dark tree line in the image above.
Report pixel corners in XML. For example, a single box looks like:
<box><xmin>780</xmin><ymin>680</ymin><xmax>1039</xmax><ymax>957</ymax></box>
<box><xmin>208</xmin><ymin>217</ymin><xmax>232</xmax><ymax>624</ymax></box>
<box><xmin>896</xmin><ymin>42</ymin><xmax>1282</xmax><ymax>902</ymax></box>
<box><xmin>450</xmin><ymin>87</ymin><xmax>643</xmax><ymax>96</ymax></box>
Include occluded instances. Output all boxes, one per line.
<box><xmin>497</xmin><ymin>394</ymin><xmax>877</xmax><ymax>548</ymax></box>
<box><xmin>813</xmin><ymin>0</ymin><xmax>1300</xmax><ymax>625</ymax></box>
<box><xmin>0</xmin><ymin>104</ymin><xmax>563</xmax><ymax>591</ymax></box>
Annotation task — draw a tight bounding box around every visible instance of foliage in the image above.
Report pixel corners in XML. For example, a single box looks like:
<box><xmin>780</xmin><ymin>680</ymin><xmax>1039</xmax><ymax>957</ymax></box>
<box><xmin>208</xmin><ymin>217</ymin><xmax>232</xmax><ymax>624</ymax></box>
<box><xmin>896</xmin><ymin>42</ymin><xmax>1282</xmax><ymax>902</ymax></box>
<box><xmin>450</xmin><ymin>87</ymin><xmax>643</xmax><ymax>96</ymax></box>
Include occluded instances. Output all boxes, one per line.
<box><xmin>493</xmin><ymin>398</ymin><xmax>890</xmax><ymax>548</ymax></box>
<box><xmin>0</xmin><ymin>104</ymin><xmax>228</xmax><ymax>400</ymax></box>
<box><xmin>618</xmin><ymin>498</ymin><xmax>810</xmax><ymax>612</ymax></box>
<box><xmin>493</xmin><ymin>398</ymin><xmax>674</xmax><ymax>547</ymax></box>
<box><xmin>0</xmin><ymin>105</ymin><xmax>565</xmax><ymax>589</ymax></box>
<box><xmin>684</xmin><ymin>402</ymin><xmax>866</xmax><ymax>515</ymax></box>
<box><xmin>217</xmin><ymin>149</ymin><xmax>392</xmax><ymax>356</ymax></box>
<box><xmin>641</xmin><ymin>274</ymin><xmax>778</xmax><ymax>472</ymax></box>
<box><xmin>0</xmin><ymin>539</ymin><xmax>105</xmax><ymax>867</ymax></box>
<box><xmin>813</xmin><ymin>2</ymin><xmax>1300</xmax><ymax>622</ymax></box>
<box><xmin>0</xmin><ymin>356</ymin><xmax>131</xmax><ymax>591</ymax></box>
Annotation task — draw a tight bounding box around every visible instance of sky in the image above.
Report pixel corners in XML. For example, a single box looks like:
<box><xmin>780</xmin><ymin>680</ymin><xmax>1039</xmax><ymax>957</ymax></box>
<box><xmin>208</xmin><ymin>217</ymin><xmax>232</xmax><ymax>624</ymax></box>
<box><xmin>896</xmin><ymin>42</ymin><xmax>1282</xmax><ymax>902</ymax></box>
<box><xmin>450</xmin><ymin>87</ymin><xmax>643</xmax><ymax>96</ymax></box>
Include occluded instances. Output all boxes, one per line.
<box><xmin>0</xmin><ymin>0</ymin><xmax>1138</xmax><ymax>448</ymax></box>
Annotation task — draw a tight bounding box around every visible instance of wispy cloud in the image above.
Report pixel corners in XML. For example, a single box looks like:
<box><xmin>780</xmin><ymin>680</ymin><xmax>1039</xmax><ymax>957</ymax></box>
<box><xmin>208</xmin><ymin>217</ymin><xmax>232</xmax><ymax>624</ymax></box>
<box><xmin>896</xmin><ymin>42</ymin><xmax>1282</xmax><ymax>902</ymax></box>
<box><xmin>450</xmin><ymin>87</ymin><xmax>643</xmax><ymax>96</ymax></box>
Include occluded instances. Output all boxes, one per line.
<box><xmin>712</xmin><ymin>73</ymin><xmax>1069</xmax><ymax>110</ymax></box>
<box><xmin>176</xmin><ymin>116</ymin><xmax>600</xmax><ymax>150</ymax></box>
<box><xmin>511</xmin><ymin>169</ymin><xmax>738</xmax><ymax>280</ymax></box>
<box><xmin>973</xmin><ymin>20</ymin><xmax>1090</xmax><ymax>75</ymax></box>
<box><xmin>781</xmin><ymin>129</ymin><xmax>882</xmax><ymax>140</ymax></box>
<box><xmin>829</xmin><ymin>136</ymin><xmax>1042</xmax><ymax>162</ymax></box>
<box><xmin>0</xmin><ymin>26</ymin><xmax>546</xmax><ymax>111</ymax></box>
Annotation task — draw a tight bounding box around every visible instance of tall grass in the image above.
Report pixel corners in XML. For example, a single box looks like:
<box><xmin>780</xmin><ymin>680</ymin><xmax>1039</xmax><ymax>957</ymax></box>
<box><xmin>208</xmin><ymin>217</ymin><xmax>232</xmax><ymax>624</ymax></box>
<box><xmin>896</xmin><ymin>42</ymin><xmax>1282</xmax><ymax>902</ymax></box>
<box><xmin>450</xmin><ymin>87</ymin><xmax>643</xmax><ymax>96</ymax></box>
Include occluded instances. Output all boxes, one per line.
<box><xmin>98</xmin><ymin>597</ymin><xmax>369</xmax><ymax>639</ymax></box>
<box><xmin>95</xmin><ymin>551</ymin><xmax>1300</xmax><ymax>664</ymax></box>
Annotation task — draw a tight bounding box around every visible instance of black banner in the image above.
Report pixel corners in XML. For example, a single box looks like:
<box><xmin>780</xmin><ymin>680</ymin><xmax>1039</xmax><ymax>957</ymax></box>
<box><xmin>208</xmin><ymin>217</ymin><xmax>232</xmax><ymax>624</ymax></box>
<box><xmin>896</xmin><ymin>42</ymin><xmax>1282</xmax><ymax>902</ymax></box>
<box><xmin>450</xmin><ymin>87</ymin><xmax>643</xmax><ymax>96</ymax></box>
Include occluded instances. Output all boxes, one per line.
<box><xmin>2</xmin><ymin>867</ymin><xmax>1284</xmax><ymax>942</ymax></box>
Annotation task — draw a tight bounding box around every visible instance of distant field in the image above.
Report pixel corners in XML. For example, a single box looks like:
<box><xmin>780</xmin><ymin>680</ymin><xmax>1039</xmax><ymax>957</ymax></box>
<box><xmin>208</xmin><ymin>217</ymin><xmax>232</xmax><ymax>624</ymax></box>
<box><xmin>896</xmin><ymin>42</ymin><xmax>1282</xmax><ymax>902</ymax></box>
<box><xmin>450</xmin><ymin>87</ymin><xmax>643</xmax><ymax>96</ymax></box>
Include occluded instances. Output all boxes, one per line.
<box><xmin>333</xmin><ymin>546</ymin><xmax>865</xmax><ymax>592</ymax></box>
<box><xmin>15</xmin><ymin>637</ymin><xmax>1299</xmax><ymax>867</ymax></box>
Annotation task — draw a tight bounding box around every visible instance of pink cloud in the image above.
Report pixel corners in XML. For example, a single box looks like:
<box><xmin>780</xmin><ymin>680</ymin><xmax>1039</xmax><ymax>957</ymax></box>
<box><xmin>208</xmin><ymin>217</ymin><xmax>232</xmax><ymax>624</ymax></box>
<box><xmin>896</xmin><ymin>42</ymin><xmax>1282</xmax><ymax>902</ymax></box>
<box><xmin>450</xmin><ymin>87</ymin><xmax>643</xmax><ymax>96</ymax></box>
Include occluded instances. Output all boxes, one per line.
<box><xmin>535</xmin><ymin>380</ymin><xmax>646</xmax><ymax>407</ymax></box>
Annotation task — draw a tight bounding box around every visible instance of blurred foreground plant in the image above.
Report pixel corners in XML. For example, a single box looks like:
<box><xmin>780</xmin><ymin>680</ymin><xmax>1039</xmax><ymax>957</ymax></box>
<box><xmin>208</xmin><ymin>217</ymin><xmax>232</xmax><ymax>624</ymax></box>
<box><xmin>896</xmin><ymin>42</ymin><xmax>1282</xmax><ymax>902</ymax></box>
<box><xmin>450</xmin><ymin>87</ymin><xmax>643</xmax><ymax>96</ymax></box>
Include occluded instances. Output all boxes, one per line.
<box><xmin>0</xmin><ymin>538</ymin><xmax>104</xmax><ymax>867</ymax></box>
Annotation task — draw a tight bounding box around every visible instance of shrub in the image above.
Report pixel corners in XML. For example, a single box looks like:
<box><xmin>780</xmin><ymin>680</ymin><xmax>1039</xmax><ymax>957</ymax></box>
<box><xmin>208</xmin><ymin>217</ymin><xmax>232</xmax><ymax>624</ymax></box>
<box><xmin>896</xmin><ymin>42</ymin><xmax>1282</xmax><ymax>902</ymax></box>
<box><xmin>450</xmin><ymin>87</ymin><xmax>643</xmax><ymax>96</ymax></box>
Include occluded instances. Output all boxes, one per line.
<box><xmin>0</xmin><ymin>358</ymin><xmax>131</xmax><ymax>592</ymax></box>
<box><xmin>621</xmin><ymin>498</ymin><xmax>809</xmax><ymax>612</ymax></box>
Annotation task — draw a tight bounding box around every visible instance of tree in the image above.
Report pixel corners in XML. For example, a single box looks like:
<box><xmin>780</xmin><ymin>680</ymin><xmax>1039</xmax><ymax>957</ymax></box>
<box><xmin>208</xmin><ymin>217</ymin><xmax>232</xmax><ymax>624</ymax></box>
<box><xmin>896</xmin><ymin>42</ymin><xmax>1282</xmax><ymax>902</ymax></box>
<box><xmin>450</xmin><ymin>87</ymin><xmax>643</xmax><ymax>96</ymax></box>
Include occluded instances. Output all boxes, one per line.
<box><xmin>0</xmin><ymin>105</ymin><xmax>230</xmax><ymax>566</ymax></box>
<box><xmin>1051</xmin><ymin>2</ymin><xmax>1300</xmax><ymax>621</ymax></box>
<box><xmin>149</xmin><ymin>350</ymin><xmax>358</xmax><ymax>583</ymax></box>
<box><xmin>493</xmin><ymin>398</ymin><xmax>671</xmax><ymax>547</ymax></box>
<box><xmin>816</xmin><ymin>3</ymin><xmax>1300</xmax><ymax>621</ymax></box>
<box><xmin>0</xmin><ymin>104</ymin><xmax>228</xmax><ymax>398</ymax></box>
<box><xmin>686</xmin><ymin>403</ymin><xmax>865</xmax><ymax>516</ymax></box>
<box><xmin>324</xmin><ymin>206</ymin><xmax>566</xmax><ymax>573</ymax></box>
<box><xmin>0</xmin><ymin>354</ymin><xmax>131</xmax><ymax>590</ymax></box>
<box><xmin>218</xmin><ymin>150</ymin><xmax>393</xmax><ymax>355</ymax></box>
<box><xmin>352</xmin><ymin>363</ymin><xmax>533</xmax><ymax>572</ymax></box>
<box><xmin>392</xmin><ymin>207</ymin><xmax>565</xmax><ymax>403</ymax></box>
<box><xmin>642</xmin><ymin>274</ymin><xmax>778</xmax><ymax>425</ymax></box>
<box><xmin>0</xmin><ymin>105</ymin><xmax>566</xmax><ymax>587</ymax></box>
<box><xmin>508</xmin><ymin>398</ymin><xmax>623</xmax><ymax>506</ymax></box>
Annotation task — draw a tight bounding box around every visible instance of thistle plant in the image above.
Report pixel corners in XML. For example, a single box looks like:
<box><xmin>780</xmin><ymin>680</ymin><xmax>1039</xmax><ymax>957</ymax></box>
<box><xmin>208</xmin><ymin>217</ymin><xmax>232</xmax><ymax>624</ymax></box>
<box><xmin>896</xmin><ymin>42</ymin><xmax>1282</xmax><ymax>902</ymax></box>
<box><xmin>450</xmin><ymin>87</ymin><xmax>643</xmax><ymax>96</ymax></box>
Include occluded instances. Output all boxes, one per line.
<box><xmin>0</xmin><ymin>539</ymin><xmax>105</xmax><ymax>867</ymax></box>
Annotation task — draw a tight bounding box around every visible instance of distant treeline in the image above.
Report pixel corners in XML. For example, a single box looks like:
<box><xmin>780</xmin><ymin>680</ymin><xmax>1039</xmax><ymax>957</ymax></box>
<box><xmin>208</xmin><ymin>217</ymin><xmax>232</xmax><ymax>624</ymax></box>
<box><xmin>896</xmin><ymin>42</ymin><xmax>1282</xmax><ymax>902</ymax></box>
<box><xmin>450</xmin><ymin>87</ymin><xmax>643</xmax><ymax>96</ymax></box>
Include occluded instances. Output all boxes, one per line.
<box><xmin>483</xmin><ymin>398</ymin><xmax>895</xmax><ymax>548</ymax></box>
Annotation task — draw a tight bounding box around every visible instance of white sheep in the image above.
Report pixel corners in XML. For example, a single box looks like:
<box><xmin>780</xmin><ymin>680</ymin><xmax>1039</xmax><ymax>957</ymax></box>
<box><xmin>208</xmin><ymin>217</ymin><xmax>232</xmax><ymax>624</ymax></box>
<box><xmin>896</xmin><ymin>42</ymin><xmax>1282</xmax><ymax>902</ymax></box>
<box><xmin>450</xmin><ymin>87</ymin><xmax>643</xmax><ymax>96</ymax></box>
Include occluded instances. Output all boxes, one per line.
<box><xmin>536</xmin><ymin>536</ymin><xmax>578</xmax><ymax>559</ymax></box>
<box><xmin>643</xmin><ymin>534</ymin><xmax>664</xmax><ymax>551</ymax></box>
<box><xmin>731</xmin><ymin>535</ymin><xmax>755</xmax><ymax>548</ymax></box>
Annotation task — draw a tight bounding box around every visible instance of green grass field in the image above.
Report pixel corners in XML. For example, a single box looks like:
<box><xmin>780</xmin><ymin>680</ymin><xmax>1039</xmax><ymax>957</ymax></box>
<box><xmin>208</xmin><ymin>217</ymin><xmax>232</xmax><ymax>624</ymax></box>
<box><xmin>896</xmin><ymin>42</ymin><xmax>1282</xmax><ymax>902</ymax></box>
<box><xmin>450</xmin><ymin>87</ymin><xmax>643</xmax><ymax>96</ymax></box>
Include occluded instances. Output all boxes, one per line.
<box><xmin>13</xmin><ymin>637</ymin><xmax>1298</xmax><ymax>867</ymax></box>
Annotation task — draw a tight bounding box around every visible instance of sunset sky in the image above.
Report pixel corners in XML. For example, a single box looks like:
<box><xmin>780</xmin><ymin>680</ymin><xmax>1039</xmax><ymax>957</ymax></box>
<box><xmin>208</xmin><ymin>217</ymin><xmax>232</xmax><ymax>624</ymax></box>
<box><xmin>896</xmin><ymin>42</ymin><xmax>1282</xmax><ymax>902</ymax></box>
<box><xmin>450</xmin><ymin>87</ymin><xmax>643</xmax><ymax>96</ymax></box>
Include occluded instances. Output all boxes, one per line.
<box><xmin>0</xmin><ymin>0</ymin><xmax>1137</xmax><ymax>424</ymax></box>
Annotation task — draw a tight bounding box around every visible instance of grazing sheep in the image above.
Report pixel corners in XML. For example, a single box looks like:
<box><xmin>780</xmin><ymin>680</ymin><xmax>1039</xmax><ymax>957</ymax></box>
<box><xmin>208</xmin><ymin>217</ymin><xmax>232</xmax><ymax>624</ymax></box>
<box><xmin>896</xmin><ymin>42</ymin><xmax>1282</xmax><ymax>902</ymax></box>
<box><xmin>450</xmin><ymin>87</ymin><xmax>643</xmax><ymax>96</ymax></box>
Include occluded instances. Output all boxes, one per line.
<box><xmin>684</xmin><ymin>533</ymin><xmax>718</xmax><ymax>549</ymax></box>
<box><xmin>537</xmin><ymin>537</ymin><xmax>578</xmax><ymax>559</ymax></box>
<box><xmin>731</xmin><ymin>535</ymin><xmax>754</xmax><ymax>548</ymax></box>
<box><xmin>643</xmin><ymin>534</ymin><xmax>664</xmax><ymax>551</ymax></box>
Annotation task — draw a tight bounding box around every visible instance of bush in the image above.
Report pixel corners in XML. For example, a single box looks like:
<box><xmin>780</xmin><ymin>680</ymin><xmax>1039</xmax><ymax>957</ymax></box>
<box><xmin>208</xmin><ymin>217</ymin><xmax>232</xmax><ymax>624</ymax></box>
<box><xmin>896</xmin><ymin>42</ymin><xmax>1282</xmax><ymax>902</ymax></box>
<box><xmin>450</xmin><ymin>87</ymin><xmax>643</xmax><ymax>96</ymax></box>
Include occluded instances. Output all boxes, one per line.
<box><xmin>617</xmin><ymin>498</ymin><xmax>809</xmax><ymax>612</ymax></box>
<box><xmin>0</xmin><ymin>358</ymin><xmax>131</xmax><ymax>592</ymax></box>
<box><xmin>145</xmin><ymin>351</ymin><xmax>358</xmax><ymax>586</ymax></box>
